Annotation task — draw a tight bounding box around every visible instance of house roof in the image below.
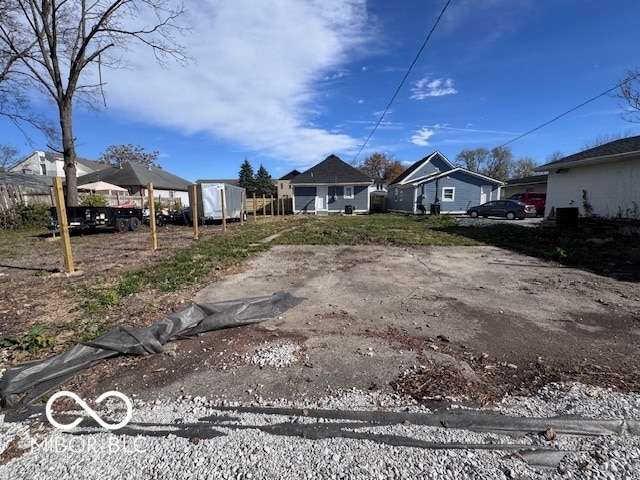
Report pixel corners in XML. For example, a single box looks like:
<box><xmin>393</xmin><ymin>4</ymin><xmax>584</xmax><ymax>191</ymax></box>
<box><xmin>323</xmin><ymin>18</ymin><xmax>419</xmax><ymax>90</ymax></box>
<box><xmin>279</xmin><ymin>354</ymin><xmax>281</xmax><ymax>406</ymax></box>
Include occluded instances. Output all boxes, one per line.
<box><xmin>196</xmin><ymin>179</ymin><xmax>240</xmax><ymax>186</ymax></box>
<box><xmin>0</xmin><ymin>171</ymin><xmax>52</xmax><ymax>190</ymax></box>
<box><xmin>291</xmin><ymin>155</ymin><xmax>372</xmax><ymax>184</ymax></box>
<box><xmin>76</xmin><ymin>162</ymin><xmax>192</xmax><ymax>191</ymax></box>
<box><xmin>389</xmin><ymin>151</ymin><xmax>456</xmax><ymax>186</ymax></box>
<box><xmin>40</xmin><ymin>152</ymin><xmax>109</xmax><ymax>171</ymax></box>
<box><xmin>279</xmin><ymin>169</ymin><xmax>301</xmax><ymax>181</ymax></box>
<box><xmin>426</xmin><ymin>168</ymin><xmax>504</xmax><ymax>186</ymax></box>
<box><xmin>504</xmin><ymin>174</ymin><xmax>548</xmax><ymax>186</ymax></box>
<box><xmin>535</xmin><ymin>135</ymin><xmax>640</xmax><ymax>171</ymax></box>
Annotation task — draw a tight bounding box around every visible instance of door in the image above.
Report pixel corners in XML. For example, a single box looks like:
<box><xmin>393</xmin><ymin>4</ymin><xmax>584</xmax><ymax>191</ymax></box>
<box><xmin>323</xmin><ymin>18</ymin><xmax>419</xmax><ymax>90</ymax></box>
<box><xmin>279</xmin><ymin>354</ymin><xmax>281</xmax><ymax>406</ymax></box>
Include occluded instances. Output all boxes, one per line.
<box><xmin>315</xmin><ymin>186</ymin><xmax>328</xmax><ymax>212</ymax></box>
<box><xmin>480</xmin><ymin>185</ymin><xmax>492</xmax><ymax>204</ymax></box>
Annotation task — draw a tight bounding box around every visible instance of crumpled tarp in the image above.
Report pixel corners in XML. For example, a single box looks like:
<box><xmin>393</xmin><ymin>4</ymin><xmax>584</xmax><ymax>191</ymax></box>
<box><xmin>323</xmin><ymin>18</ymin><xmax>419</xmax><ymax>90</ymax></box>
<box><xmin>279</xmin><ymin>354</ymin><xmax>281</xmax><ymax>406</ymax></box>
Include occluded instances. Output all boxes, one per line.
<box><xmin>0</xmin><ymin>291</ymin><xmax>303</xmax><ymax>408</ymax></box>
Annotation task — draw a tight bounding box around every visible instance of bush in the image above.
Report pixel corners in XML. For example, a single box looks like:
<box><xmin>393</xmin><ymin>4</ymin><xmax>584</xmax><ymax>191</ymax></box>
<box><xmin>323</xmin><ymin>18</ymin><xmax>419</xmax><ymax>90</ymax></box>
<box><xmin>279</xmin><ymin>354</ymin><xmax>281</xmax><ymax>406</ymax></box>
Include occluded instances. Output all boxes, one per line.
<box><xmin>80</xmin><ymin>194</ymin><xmax>108</xmax><ymax>207</ymax></box>
<box><xmin>0</xmin><ymin>202</ymin><xmax>51</xmax><ymax>230</ymax></box>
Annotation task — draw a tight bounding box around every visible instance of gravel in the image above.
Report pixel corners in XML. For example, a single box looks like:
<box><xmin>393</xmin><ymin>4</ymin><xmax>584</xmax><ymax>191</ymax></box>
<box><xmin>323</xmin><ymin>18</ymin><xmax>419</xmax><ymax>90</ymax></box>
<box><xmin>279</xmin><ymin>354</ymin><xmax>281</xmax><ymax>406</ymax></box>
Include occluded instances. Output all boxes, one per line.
<box><xmin>1</xmin><ymin>380</ymin><xmax>639</xmax><ymax>479</ymax></box>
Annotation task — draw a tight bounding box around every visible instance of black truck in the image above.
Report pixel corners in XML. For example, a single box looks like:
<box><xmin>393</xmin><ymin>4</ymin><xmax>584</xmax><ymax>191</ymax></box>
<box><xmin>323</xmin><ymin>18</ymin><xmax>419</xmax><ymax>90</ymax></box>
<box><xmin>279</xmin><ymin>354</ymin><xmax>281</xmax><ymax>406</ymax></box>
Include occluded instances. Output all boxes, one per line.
<box><xmin>49</xmin><ymin>206</ymin><xmax>144</xmax><ymax>233</ymax></box>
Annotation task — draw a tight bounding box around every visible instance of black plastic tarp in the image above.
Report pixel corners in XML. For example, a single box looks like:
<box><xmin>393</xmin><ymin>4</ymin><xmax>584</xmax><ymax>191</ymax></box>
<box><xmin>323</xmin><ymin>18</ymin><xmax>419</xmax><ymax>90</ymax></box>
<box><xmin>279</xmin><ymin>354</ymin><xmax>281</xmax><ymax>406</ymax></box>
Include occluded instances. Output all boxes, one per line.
<box><xmin>0</xmin><ymin>291</ymin><xmax>303</xmax><ymax>408</ymax></box>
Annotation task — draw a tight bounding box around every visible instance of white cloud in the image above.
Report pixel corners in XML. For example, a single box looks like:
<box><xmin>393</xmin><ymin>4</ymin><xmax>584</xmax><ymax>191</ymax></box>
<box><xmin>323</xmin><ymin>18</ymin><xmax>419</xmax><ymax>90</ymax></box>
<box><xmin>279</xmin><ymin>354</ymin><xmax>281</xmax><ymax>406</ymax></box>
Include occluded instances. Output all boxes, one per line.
<box><xmin>103</xmin><ymin>0</ymin><xmax>370</xmax><ymax>162</ymax></box>
<box><xmin>411</xmin><ymin>127</ymin><xmax>435</xmax><ymax>146</ymax></box>
<box><xmin>411</xmin><ymin>76</ymin><xmax>458</xmax><ymax>99</ymax></box>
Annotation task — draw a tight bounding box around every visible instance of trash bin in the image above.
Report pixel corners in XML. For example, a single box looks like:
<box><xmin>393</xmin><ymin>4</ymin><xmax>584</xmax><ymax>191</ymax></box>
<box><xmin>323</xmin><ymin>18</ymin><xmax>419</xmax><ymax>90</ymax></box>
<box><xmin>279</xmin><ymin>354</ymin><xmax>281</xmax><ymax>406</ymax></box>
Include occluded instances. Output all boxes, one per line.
<box><xmin>344</xmin><ymin>205</ymin><xmax>353</xmax><ymax>215</ymax></box>
<box><xmin>555</xmin><ymin>207</ymin><xmax>579</xmax><ymax>229</ymax></box>
<box><xmin>430</xmin><ymin>203</ymin><xmax>441</xmax><ymax>215</ymax></box>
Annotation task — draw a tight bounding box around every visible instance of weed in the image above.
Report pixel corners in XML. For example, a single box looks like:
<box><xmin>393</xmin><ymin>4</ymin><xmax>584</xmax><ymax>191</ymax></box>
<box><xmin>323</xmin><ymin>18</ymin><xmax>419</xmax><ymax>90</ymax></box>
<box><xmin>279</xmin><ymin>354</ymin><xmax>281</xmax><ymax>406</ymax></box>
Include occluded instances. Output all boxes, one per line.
<box><xmin>35</xmin><ymin>269</ymin><xmax>47</xmax><ymax>277</ymax></box>
<box><xmin>0</xmin><ymin>325</ymin><xmax>55</xmax><ymax>354</ymax></box>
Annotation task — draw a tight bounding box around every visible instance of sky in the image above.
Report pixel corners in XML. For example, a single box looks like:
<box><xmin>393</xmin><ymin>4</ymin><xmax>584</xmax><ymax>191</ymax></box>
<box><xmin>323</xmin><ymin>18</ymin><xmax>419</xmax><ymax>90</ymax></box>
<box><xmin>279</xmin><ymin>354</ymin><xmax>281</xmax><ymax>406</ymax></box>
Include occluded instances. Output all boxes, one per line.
<box><xmin>2</xmin><ymin>0</ymin><xmax>640</xmax><ymax>182</ymax></box>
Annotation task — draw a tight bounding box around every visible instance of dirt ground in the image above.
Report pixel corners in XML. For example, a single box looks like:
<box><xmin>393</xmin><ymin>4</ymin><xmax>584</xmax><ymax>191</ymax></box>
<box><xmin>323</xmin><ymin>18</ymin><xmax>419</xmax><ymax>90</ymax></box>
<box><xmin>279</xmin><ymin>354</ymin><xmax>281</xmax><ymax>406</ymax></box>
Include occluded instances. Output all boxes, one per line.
<box><xmin>2</xmin><ymin>225</ymin><xmax>640</xmax><ymax>406</ymax></box>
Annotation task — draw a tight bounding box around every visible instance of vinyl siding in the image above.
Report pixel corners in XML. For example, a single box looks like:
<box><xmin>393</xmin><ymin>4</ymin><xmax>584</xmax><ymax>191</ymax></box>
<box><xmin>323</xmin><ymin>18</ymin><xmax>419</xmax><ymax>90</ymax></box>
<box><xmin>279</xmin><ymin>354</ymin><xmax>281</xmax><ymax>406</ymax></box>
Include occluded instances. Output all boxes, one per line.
<box><xmin>545</xmin><ymin>158</ymin><xmax>640</xmax><ymax>219</ymax></box>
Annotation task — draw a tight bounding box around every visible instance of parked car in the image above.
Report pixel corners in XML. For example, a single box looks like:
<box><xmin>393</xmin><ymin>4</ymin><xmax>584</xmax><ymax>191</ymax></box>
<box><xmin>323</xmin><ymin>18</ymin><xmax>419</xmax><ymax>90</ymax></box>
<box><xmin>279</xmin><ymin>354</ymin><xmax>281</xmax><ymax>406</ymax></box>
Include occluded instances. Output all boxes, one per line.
<box><xmin>508</xmin><ymin>192</ymin><xmax>546</xmax><ymax>217</ymax></box>
<box><xmin>466</xmin><ymin>199</ymin><xmax>536</xmax><ymax>220</ymax></box>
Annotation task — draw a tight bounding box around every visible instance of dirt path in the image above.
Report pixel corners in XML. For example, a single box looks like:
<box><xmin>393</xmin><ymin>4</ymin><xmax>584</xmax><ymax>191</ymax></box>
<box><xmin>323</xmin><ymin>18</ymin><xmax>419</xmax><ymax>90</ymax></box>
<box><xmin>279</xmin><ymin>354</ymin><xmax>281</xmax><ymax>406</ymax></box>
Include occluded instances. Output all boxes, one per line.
<box><xmin>67</xmin><ymin>245</ymin><xmax>640</xmax><ymax>406</ymax></box>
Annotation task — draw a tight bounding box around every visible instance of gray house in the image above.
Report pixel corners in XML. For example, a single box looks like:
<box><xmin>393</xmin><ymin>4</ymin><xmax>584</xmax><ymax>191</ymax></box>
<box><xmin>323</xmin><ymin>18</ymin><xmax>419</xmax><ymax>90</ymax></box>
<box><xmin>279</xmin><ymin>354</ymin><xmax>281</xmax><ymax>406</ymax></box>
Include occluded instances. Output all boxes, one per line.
<box><xmin>388</xmin><ymin>151</ymin><xmax>503</xmax><ymax>214</ymax></box>
<box><xmin>291</xmin><ymin>155</ymin><xmax>373</xmax><ymax>214</ymax></box>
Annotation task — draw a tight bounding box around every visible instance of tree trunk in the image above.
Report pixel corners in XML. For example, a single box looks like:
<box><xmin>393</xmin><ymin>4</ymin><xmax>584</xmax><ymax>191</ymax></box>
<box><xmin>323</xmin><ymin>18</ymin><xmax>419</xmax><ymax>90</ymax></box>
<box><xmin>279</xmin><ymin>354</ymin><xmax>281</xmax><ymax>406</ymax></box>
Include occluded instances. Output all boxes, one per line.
<box><xmin>60</xmin><ymin>99</ymin><xmax>79</xmax><ymax>206</ymax></box>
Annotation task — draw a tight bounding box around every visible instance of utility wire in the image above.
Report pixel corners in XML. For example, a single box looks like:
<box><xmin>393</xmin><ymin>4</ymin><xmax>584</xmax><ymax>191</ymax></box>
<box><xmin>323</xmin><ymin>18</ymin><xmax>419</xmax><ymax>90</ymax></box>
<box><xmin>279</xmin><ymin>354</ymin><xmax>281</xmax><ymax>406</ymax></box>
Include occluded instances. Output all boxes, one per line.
<box><xmin>496</xmin><ymin>72</ymin><xmax>640</xmax><ymax>150</ymax></box>
<box><xmin>352</xmin><ymin>0</ymin><xmax>452</xmax><ymax>162</ymax></box>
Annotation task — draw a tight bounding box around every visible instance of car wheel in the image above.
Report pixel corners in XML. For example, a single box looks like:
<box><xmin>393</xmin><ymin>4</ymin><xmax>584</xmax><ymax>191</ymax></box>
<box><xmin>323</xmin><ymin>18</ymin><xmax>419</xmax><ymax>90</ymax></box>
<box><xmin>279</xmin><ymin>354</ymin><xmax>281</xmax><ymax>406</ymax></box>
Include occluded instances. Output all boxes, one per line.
<box><xmin>115</xmin><ymin>217</ymin><xmax>130</xmax><ymax>232</ymax></box>
<box><xmin>128</xmin><ymin>217</ymin><xmax>141</xmax><ymax>231</ymax></box>
<box><xmin>506</xmin><ymin>211</ymin><xmax>516</xmax><ymax>220</ymax></box>
<box><xmin>469</xmin><ymin>210</ymin><xmax>479</xmax><ymax>218</ymax></box>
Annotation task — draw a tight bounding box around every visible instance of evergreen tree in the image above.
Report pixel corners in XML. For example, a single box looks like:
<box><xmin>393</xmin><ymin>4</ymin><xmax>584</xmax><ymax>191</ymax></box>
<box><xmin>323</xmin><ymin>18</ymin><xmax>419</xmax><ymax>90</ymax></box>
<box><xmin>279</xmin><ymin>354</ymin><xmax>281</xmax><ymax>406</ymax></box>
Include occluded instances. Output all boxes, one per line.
<box><xmin>238</xmin><ymin>159</ymin><xmax>256</xmax><ymax>195</ymax></box>
<box><xmin>254</xmin><ymin>164</ymin><xmax>274</xmax><ymax>196</ymax></box>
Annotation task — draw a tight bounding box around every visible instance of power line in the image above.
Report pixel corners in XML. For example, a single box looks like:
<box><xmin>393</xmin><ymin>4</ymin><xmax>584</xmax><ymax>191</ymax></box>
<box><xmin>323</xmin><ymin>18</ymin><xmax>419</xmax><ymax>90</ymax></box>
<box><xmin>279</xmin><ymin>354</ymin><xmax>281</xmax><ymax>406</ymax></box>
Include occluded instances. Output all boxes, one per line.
<box><xmin>496</xmin><ymin>72</ymin><xmax>640</xmax><ymax>150</ymax></box>
<box><xmin>352</xmin><ymin>0</ymin><xmax>452</xmax><ymax>162</ymax></box>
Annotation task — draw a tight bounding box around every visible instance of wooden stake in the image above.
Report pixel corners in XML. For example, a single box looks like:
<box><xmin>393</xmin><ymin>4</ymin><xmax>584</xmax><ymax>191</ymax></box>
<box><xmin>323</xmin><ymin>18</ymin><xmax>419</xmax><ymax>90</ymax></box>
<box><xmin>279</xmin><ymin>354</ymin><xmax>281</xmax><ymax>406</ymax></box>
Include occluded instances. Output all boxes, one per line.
<box><xmin>52</xmin><ymin>177</ymin><xmax>74</xmax><ymax>273</ymax></box>
<box><xmin>191</xmin><ymin>184</ymin><xmax>199</xmax><ymax>240</ymax></box>
<box><xmin>221</xmin><ymin>186</ymin><xmax>227</xmax><ymax>232</ymax></box>
<box><xmin>148</xmin><ymin>183</ymin><xmax>158</xmax><ymax>251</ymax></box>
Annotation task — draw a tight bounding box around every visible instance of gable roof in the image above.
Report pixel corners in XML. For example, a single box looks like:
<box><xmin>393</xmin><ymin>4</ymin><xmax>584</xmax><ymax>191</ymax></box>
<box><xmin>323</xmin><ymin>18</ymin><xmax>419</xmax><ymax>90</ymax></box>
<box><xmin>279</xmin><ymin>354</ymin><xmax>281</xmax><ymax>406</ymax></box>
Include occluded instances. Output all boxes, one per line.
<box><xmin>425</xmin><ymin>168</ymin><xmax>504</xmax><ymax>186</ymax></box>
<box><xmin>389</xmin><ymin>151</ymin><xmax>456</xmax><ymax>186</ymax></box>
<box><xmin>535</xmin><ymin>135</ymin><xmax>640</xmax><ymax>171</ymax></box>
<box><xmin>291</xmin><ymin>155</ymin><xmax>372</xmax><ymax>184</ymax></box>
<box><xmin>279</xmin><ymin>169</ymin><xmax>301</xmax><ymax>181</ymax></box>
<box><xmin>76</xmin><ymin>162</ymin><xmax>192</xmax><ymax>191</ymax></box>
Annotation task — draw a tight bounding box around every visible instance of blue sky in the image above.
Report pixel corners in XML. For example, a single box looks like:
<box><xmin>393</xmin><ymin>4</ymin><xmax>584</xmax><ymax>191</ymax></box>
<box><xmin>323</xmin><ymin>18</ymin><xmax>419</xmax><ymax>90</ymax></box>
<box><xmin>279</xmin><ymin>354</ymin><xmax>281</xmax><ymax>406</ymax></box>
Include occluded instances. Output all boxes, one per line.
<box><xmin>2</xmin><ymin>0</ymin><xmax>639</xmax><ymax>182</ymax></box>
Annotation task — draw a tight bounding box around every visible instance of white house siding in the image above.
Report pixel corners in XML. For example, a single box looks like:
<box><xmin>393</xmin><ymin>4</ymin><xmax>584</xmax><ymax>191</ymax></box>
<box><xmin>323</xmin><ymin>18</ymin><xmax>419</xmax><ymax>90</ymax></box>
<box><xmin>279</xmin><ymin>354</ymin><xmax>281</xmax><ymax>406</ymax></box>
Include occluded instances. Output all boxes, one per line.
<box><xmin>546</xmin><ymin>158</ymin><xmax>640</xmax><ymax>219</ymax></box>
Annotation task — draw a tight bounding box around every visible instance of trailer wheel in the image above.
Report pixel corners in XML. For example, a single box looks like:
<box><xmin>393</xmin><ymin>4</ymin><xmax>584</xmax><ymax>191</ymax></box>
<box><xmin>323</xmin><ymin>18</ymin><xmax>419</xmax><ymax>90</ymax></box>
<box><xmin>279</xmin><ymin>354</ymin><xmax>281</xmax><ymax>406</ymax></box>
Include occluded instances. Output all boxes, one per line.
<box><xmin>128</xmin><ymin>217</ymin><xmax>141</xmax><ymax>231</ymax></box>
<box><xmin>115</xmin><ymin>217</ymin><xmax>130</xmax><ymax>233</ymax></box>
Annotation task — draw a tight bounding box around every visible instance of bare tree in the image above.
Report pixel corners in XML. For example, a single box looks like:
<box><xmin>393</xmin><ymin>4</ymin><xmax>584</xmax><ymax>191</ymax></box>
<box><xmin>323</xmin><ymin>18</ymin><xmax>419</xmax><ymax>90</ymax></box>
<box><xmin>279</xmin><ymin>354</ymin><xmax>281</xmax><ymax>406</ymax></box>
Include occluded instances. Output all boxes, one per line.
<box><xmin>100</xmin><ymin>143</ymin><xmax>159</xmax><ymax>167</ymax></box>
<box><xmin>0</xmin><ymin>1</ymin><xmax>189</xmax><ymax>205</ymax></box>
<box><xmin>613</xmin><ymin>67</ymin><xmax>640</xmax><ymax>123</ymax></box>
<box><xmin>0</xmin><ymin>144</ymin><xmax>20</xmax><ymax>170</ymax></box>
<box><xmin>456</xmin><ymin>147</ymin><xmax>514</xmax><ymax>181</ymax></box>
<box><xmin>510</xmin><ymin>157</ymin><xmax>537</xmax><ymax>179</ymax></box>
<box><xmin>355</xmin><ymin>152</ymin><xmax>403</xmax><ymax>184</ymax></box>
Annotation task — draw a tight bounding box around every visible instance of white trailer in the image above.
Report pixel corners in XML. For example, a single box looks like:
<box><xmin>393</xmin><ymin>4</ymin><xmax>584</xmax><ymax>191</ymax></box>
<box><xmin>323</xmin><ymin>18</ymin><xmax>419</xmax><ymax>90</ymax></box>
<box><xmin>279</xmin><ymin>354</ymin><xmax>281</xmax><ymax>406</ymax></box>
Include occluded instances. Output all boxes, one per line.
<box><xmin>186</xmin><ymin>182</ymin><xmax>246</xmax><ymax>224</ymax></box>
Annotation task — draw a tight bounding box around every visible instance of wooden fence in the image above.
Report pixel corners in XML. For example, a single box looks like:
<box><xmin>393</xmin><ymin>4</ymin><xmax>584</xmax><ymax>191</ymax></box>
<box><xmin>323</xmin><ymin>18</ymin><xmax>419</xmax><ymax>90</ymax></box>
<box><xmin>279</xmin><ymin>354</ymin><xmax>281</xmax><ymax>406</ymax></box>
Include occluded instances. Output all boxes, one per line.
<box><xmin>0</xmin><ymin>184</ymin><xmax>53</xmax><ymax>210</ymax></box>
<box><xmin>246</xmin><ymin>195</ymin><xmax>293</xmax><ymax>216</ymax></box>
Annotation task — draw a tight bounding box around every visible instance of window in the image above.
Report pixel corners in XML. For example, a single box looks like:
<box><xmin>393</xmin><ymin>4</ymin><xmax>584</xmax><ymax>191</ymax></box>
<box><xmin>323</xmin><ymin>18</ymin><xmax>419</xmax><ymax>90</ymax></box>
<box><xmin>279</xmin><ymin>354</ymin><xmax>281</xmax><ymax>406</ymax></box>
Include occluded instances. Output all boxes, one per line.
<box><xmin>394</xmin><ymin>188</ymin><xmax>399</xmax><ymax>201</ymax></box>
<box><xmin>344</xmin><ymin>185</ymin><xmax>354</xmax><ymax>199</ymax></box>
<box><xmin>40</xmin><ymin>163</ymin><xmax>47</xmax><ymax>175</ymax></box>
<box><xmin>442</xmin><ymin>187</ymin><xmax>455</xmax><ymax>202</ymax></box>
<box><xmin>399</xmin><ymin>190</ymin><xmax>404</xmax><ymax>201</ymax></box>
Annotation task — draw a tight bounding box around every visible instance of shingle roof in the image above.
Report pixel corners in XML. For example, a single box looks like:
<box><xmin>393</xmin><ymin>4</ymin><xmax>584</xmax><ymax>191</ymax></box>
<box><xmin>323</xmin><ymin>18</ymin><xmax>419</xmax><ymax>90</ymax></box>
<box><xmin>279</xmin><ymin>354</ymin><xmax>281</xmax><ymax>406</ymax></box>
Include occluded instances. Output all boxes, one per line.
<box><xmin>279</xmin><ymin>169</ymin><xmax>301</xmax><ymax>181</ymax></box>
<box><xmin>0</xmin><ymin>171</ymin><xmax>52</xmax><ymax>190</ymax></box>
<box><xmin>388</xmin><ymin>158</ymin><xmax>423</xmax><ymax>185</ymax></box>
<box><xmin>42</xmin><ymin>152</ymin><xmax>109</xmax><ymax>171</ymax></box>
<box><xmin>504</xmin><ymin>174</ymin><xmax>548</xmax><ymax>186</ymax></box>
<box><xmin>291</xmin><ymin>155</ymin><xmax>372</xmax><ymax>184</ymax></box>
<box><xmin>537</xmin><ymin>135</ymin><xmax>640</xmax><ymax>169</ymax></box>
<box><xmin>76</xmin><ymin>162</ymin><xmax>192</xmax><ymax>191</ymax></box>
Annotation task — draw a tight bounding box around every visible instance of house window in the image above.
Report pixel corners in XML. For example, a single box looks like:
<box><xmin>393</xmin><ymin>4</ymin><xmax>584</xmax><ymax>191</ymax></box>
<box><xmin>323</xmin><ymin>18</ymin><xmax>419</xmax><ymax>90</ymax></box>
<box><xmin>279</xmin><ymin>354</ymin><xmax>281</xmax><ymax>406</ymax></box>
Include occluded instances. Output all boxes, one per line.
<box><xmin>394</xmin><ymin>188</ymin><xmax>398</xmax><ymax>201</ymax></box>
<box><xmin>280</xmin><ymin>182</ymin><xmax>284</xmax><ymax>189</ymax></box>
<box><xmin>399</xmin><ymin>190</ymin><xmax>404</xmax><ymax>201</ymax></box>
<box><xmin>40</xmin><ymin>163</ymin><xmax>47</xmax><ymax>175</ymax></box>
<box><xmin>344</xmin><ymin>185</ymin><xmax>354</xmax><ymax>199</ymax></box>
<box><xmin>442</xmin><ymin>187</ymin><xmax>455</xmax><ymax>202</ymax></box>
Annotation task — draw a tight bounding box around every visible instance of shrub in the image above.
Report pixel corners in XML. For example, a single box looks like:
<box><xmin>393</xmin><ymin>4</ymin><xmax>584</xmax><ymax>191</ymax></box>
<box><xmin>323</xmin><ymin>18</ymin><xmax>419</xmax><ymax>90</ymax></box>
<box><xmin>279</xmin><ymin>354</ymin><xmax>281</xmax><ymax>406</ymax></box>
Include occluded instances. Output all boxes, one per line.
<box><xmin>80</xmin><ymin>194</ymin><xmax>108</xmax><ymax>207</ymax></box>
<box><xmin>0</xmin><ymin>202</ymin><xmax>51</xmax><ymax>230</ymax></box>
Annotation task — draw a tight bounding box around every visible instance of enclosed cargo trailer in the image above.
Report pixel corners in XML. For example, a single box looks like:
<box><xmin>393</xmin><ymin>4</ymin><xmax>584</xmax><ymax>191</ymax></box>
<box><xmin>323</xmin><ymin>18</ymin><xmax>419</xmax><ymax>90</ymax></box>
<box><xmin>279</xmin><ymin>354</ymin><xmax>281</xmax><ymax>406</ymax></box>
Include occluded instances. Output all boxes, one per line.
<box><xmin>185</xmin><ymin>182</ymin><xmax>246</xmax><ymax>225</ymax></box>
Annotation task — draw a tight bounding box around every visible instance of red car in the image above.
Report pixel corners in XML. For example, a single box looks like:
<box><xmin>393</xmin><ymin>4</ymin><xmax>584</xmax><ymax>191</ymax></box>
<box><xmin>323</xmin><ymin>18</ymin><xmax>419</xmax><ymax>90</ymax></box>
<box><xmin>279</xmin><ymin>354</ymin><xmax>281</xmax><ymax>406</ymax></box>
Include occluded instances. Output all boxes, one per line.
<box><xmin>508</xmin><ymin>192</ymin><xmax>546</xmax><ymax>217</ymax></box>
